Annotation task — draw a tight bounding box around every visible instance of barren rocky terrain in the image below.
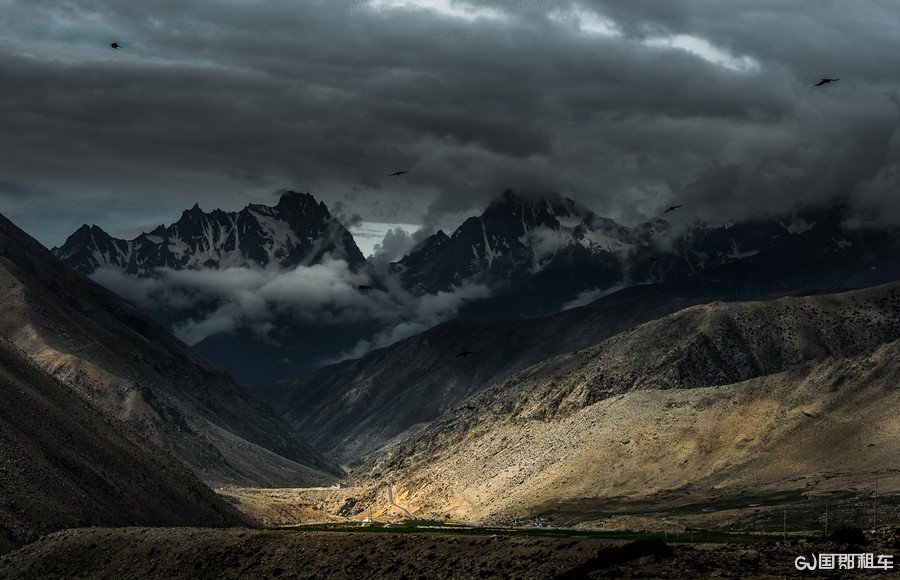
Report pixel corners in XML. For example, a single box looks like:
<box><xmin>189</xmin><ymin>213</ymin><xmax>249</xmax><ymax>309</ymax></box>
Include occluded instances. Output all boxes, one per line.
<box><xmin>1</xmin><ymin>209</ymin><xmax>898</xmax><ymax>577</ymax></box>
<box><xmin>0</xmin><ymin>338</ymin><xmax>244</xmax><ymax>554</ymax></box>
<box><xmin>257</xmin><ymin>291</ymin><xmax>702</xmax><ymax>465</ymax></box>
<box><xmin>367</xmin><ymin>284</ymin><xmax>900</xmax><ymax>525</ymax></box>
<box><xmin>216</xmin><ymin>486</ymin><xmax>352</xmax><ymax>526</ymax></box>
<box><xmin>2</xmin><ymin>526</ymin><xmax>896</xmax><ymax>579</ymax></box>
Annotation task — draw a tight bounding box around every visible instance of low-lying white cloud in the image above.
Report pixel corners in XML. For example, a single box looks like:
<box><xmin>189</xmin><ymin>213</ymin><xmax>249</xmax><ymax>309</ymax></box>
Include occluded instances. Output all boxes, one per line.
<box><xmin>323</xmin><ymin>281</ymin><xmax>491</xmax><ymax>363</ymax></box>
<box><xmin>91</xmin><ymin>258</ymin><xmax>491</xmax><ymax>361</ymax></box>
<box><xmin>561</xmin><ymin>282</ymin><xmax>627</xmax><ymax>311</ymax></box>
<box><xmin>527</xmin><ymin>225</ymin><xmax>572</xmax><ymax>271</ymax></box>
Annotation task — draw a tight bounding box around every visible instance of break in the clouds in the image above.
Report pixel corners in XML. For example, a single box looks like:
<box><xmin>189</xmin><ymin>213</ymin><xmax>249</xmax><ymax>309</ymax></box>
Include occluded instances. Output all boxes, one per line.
<box><xmin>1</xmin><ymin>0</ymin><xmax>900</xmax><ymax>247</ymax></box>
<box><xmin>351</xmin><ymin>222</ymin><xmax>421</xmax><ymax>259</ymax></box>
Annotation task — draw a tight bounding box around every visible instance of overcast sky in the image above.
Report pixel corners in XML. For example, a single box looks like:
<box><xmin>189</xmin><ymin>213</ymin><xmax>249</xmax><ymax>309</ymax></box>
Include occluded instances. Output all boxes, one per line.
<box><xmin>2</xmin><ymin>0</ymin><xmax>899</xmax><ymax>247</ymax></box>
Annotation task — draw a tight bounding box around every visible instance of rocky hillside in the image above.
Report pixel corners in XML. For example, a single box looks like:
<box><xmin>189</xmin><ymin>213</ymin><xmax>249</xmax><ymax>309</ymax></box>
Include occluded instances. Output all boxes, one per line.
<box><xmin>369</xmin><ymin>283</ymin><xmax>900</xmax><ymax>523</ymax></box>
<box><xmin>0</xmin><ymin>212</ymin><xmax>341</xmax><ymax>486</ymax></box>
<box><xmin>256</xmin><ymin>292</ymin><xmax>701</xmax><ymax>465</ymax></box>
<box><xmin>52</xmin><ymin>191</ymin><xmax>364</xmax><ymax>276</ymax></box>
<box><xmin>0</xmin><ymin>339</ymin><xmax>245</xmax><ymax>554</ymax></box>
<box><xmin>258</xmin><ymin>248</ymin><xmax>898</xmax><ymax>467</ymax></box>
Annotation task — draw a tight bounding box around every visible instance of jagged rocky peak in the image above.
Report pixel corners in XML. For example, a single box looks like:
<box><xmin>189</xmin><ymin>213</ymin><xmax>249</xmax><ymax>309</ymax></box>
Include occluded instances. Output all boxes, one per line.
<box><xmin>65</xmin><ymin>224</ymin><xmax>114</xmax><ymax>245</ymax></box>
<box><xmin>52</xmin><ymin>190</ymin><xmax>365</xmax><ymax>277</ymax></box>
<box><xmin>395</xmin><ymin>190</ymin><xmax>635</xmax><ymax>294</ymax></box>
<box><xmin>407</xmin><ymin>229</ymin><xmax>449</xmax><ymax>257</ymax></box>
<box><xmin>469</xmin><ymin>189</ymin><xmax>634</xmax><ymax>256</ymax></box>
<box><xmin>483</xmin><ymin>189</ymin><xmax>582</xmax><ymax>222</ymax></box>
<box><xmin>275</xmin><ymin>190</ymin><xmax>325</xmax><ymax>212</ymax></box>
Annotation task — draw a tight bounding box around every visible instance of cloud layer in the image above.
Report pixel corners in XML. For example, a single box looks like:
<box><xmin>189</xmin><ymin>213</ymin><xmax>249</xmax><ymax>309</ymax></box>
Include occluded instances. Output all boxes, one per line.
<box><xmin>93</xmin><ymin>257</ymin><xmax>490</xmax><ymax>361</ymax></box>
<box><xmin>2</xmin><ymin>0</ymin><xmax>900</xmax><ymax>246</ymax></box>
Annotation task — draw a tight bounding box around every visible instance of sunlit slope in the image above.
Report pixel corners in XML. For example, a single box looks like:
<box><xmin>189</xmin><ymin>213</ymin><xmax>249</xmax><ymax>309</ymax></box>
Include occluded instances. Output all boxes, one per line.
<box><xmin>372</xmin><ymin>283</ymin><xmax>900</xmax><ymax>523</ymax></box>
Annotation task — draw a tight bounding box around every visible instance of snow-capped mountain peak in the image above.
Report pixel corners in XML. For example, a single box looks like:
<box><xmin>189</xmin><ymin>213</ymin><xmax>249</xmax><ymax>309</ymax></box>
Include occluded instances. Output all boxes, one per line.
<box><xmin>395</xmin><ymin>190</ymin><xmax>634</xmax><ymax>293</ymax></box>
<box><xmin>52</xmin><ymin>191</ymin><xmax>365</xmax><ymax>276</ymax></box>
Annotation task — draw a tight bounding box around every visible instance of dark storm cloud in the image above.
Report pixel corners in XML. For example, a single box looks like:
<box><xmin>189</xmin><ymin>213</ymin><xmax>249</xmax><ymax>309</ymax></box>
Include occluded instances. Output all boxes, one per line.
<box><xmin>1</xmin><ymin>0</ymin><xmax>899</xmax><ymax>247</ymax></box>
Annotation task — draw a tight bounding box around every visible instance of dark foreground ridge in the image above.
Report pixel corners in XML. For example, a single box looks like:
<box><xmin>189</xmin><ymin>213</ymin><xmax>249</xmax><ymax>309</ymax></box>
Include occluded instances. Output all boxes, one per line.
<box><xmin>2</xmin><ymin>526</ymin><xmax>897</xmax><ymax>579</ymax></box>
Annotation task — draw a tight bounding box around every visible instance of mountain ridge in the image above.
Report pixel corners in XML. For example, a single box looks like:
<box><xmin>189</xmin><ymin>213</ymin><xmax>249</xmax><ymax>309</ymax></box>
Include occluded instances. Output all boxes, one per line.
<box><xmin>367</xmin><ymin>282</ymin><xmax>900</xmax><ymax>523</ymax></box>
<box><xmin>255</xmin><ymin>291</ymin><xmax>702</xmax><ymax>465</ymax></box>
<box><xmin>52</xmin><ymin>191</ymin><xmax>364</xmax><ymax>277</ymax></box>
<box><xmin>0</xmin><ymin>211</ymin><xmax>342</xmax><ymax>486</ymax></box>
<box><xmin>256</xmin><ymin>235</ymin><xmax>900</xmax><ymax>468</ymax></box>
<box><xmin>0</xmin><ymin>337</ymin><xmax>246</xmax><ymax>553</ymax></box>
<box><xmin>49</xmin><ymin>190</ymin><xmax>900</xmax><ymax>389</ymax></box>
<box><xmin>396</xmin><ymin>190</ymin><xmax>632</xmax><ymax>297</ymax></box>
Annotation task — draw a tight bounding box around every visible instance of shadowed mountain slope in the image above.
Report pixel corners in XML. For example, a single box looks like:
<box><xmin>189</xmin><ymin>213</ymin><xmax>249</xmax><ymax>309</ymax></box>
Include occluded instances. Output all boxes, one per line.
<box><xmin>0</xmin><ymin>339</ymin><xmax>245</xmax><ymax>554</ymax></box>
<box><xmin>0</xmin><ymin>212</ymin><xmax>340</xmax><ymax>486</ymax></box>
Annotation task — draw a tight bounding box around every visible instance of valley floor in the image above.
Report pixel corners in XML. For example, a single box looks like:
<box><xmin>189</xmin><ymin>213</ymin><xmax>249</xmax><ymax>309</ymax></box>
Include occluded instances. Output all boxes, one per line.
<box><xmin>216</xmin><ymin>483</ymin><xmax>900</xmax><ymax>537</ymax></box>
<box><xmin>2</xmin><ymin>526</ymin><xmax>897</xmax><ymax>579</ymax></box>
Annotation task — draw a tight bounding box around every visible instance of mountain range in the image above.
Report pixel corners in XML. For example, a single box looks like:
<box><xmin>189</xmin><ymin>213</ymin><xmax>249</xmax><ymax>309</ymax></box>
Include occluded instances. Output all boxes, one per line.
<box><xmin>255</xmin><ymin>291</ymin><xmax>703</xmax><ymax>465</ymax></box>
<box><xmin>451</xmin><ymin>201</ymin><xmax>900</xmax><ymax>321</ymax></box>
<box><xmin>255</xmin><ymin>202</ymin><xmax>900</xmax><ymax>467</ymax></box>
<box><xmin>396</xmin><ymin>190</ymin><xmax>631</xmax><ymax>296</ymax></box>
<box><xmin>52</xmin><ymin>191</ymin><xmax>364</xmax><ymax>277</ymax></box>
<box><xmin>50</xmin><ymin>189</ymin><xmax>900</xmax><ymax>386</ymax></box>
<box><xmin>0</xmin><ymin>200</ymin><xmax>898</xmax><ymax>559</ymax></box>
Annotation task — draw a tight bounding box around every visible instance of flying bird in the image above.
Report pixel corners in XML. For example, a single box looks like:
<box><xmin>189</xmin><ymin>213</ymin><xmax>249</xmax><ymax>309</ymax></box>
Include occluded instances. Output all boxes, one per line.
<box><xmin>813</xmin><ymin>78</ymin><xmax>839</xmax><ymax>86</ymax></box>
<box><xmin>649</xmin><ymin>256</ymin><xmax>659</xmax><ymax>262</ymax></box>
<box><xmin>662</xmin><ymin>205</ymin><xmax>683</xmax><ymax>214</ymax></box>
<box><xmin>802</xmin><ymin>411</ymin><xmax>815</xmax><ymax>418</ymax></box>
<box><xmin>356</xmin><ymin>285</ymin><xmax>373</xmax><ymax>291</ymax></box>
<box><xmin>388</xmin><ymin>170</ymin><xmax>409</xmax><ymax>177</ymax></box>
<box><xmin>110</xmin><ymin>42</ymin><xmax>120</xmax><ymax>49</ymax></box>
<box><xmin>455</xmin><ymin>351</ymin><xmax>475</xmax><ymax>358</ymax></box>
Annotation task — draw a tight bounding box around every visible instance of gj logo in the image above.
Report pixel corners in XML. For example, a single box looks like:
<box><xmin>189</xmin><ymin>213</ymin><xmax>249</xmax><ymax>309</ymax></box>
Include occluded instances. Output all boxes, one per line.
<box><xmin>794</xmin><ymin>553</ymin><xmax>894</xmax><ymax>571</ymax></box>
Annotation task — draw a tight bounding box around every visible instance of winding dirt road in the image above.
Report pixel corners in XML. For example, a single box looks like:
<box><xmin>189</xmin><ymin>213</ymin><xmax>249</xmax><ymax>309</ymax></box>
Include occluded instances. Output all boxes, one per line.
<box><xmin>387</xmin><ymin>485</ymin><xmax>414</xmax><ymax>518</ymax></box>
